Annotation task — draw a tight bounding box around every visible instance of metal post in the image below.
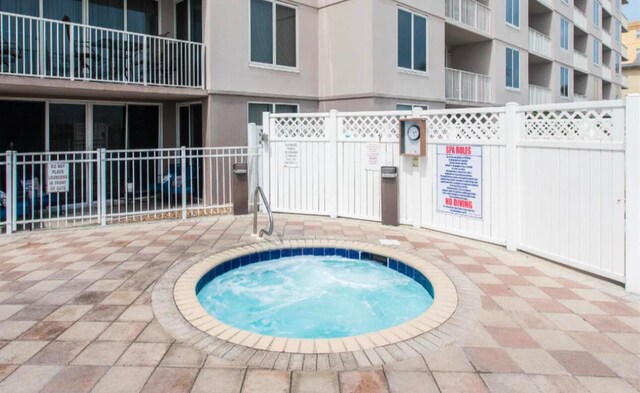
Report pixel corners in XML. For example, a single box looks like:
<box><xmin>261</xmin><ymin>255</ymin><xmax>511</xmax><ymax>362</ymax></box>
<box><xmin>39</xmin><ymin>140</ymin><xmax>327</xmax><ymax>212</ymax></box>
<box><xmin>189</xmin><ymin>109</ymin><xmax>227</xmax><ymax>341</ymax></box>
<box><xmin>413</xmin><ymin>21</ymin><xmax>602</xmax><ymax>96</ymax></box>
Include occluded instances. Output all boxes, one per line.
<box><xmin>625</xmin><ymin>94</ymin><xmax>640</xmax><ymax>294</ymax></box>
<box><xmin>181</xmin><ymin>146</ymin><xmax>187</xmax><ymax>220</ymax></box>
<box><xmin>99</xmin><ymin>149</ymin><xmax>107</xmax><ymax>226</ymax></box>
<box><xmin>70</xmin><ymin>25</ymin><xmax>75</xmax><ymax>81</ymax></box>
<box><xmin>5</xmin><ymin>151</ymin><xmax>13</xmax><ymax>235</ymax></box>
<box><xmin>10</xmin><ymin>151</ymin><xmax>17</xmax><ymax>232</ymax></box>
<box><xmin>143</xmin><ymin>37</ymin><xmax>148</xmax><ymax>86</ymax></box>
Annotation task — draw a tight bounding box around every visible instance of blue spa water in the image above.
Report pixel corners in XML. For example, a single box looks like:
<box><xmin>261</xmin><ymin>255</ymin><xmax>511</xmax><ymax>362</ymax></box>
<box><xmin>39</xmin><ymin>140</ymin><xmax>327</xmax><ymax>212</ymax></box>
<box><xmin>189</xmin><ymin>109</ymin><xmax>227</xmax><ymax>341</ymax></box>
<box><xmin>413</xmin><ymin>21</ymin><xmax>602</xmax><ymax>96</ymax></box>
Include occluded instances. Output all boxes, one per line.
<box><xmin>196</xmin><ymin>256</ymin><xmax>434</xmax><ymax>339</ymax></box>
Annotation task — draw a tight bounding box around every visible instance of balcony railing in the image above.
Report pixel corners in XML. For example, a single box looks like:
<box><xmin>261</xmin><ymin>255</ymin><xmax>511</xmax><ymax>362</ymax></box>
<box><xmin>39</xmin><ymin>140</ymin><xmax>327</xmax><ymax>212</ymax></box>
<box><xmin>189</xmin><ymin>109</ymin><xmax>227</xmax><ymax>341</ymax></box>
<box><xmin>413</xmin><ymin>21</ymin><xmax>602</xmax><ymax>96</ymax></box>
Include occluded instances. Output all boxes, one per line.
<box><xmin>621</xmin><ymin>74</ymin><xmax>629</xmax><ymax>88</ymax></box>
<box><xmin>622</xmin><ymin>44</ymin><xmax>629</xmax><ymax>59</ymax></box>
<box><xmin>574</xmin><ymin>8</ymin><xmax>587</xmax><ymax>31</ymax></box>
<box><xmin>445</xmin><ymin>67</ymin><xmax>492</xmax><ymax>104</ymax></box>
<box><xmin>602</xmin><ymin>65</ymin><xmax>612</xmax><ymax>81</ymax></box>
<box><xmin>529</xmin><ymin>84</ymin><xmax>552</xmax><ymax>105</ymax></box>
<box><xmin>445</xmin><ymin>0</ymin><xmax>491</xmax><ymax>34</ymax></box>
<box><xmin>574</xmin><ymin>94</ymin><xmax>588</xmax><ymax>102</ymax></box>
<box><xmin>574</xmin><ymin>51</ymin><xmax>588</xmax><ymax>72</ymax></box>
<box><xmin>602</xmin><ymin>0</ymin><xmax>612</xmax><ymax>13</ymax></box>
<box><xmin>622</xmin><ymin>14</ymin><xmax>629</xmax><ymax>31</ymax></box>
<box><xmin>529</xmin><ymin>28</ymin><xmax>552</xmax><ymax>58</ymax></box>
<box><xmin>0</xmin><ymin>11</ymin><xmax>204</xmax><ymax>89</ymax></box>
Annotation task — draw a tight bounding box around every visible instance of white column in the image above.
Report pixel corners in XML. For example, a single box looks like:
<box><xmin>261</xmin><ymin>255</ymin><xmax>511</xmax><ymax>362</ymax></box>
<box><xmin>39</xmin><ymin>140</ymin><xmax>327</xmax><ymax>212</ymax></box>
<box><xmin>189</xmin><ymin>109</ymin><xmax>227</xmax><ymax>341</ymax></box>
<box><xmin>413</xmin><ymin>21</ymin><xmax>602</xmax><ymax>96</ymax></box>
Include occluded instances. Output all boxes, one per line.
<box><xmin>625</xmin><ymin>94</ymin><xmax>640</xmax><ymax>294</ymax></box>
<box><xmin>262</xmin><ymin>112</ymin><xmax>272</xmax><ymax>208</ymax></box>
<box><xmin>505</xmin><ymin>102</ymin><xmax>519</xmax><ymax>251</ymax></box>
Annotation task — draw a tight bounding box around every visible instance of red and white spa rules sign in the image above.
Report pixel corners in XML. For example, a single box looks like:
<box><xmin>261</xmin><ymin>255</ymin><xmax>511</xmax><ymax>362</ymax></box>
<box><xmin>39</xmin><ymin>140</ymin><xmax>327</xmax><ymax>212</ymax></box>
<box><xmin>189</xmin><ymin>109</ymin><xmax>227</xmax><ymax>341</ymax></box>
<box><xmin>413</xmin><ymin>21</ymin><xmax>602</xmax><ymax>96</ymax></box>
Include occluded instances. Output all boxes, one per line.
<box><xmin>436</xmin><ymin>145</ymin><xmax>483</xmax><ymax>219</ymax></box>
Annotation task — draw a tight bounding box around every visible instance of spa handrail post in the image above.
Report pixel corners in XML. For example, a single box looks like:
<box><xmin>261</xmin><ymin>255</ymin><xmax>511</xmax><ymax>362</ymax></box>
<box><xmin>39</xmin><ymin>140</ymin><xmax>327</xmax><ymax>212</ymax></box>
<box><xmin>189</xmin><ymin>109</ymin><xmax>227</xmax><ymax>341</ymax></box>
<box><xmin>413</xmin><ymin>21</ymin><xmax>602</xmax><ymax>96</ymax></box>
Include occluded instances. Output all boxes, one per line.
<box><xmin>253</xmin><ymin>186</ymin><xmax>274</xmax><ymax>237</ymax></box>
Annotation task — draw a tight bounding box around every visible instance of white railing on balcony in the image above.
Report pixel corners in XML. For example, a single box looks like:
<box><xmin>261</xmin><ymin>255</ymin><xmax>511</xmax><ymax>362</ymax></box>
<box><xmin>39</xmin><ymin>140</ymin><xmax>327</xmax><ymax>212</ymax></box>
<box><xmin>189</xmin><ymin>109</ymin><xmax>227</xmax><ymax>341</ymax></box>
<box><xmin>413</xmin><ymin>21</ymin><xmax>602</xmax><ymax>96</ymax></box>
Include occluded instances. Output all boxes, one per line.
<box><xmin>602</xmin><ymin>0</ymin><xmax>612</xmax><ymax>13</ymax></box>
<box><xmin>528</xmin><ymin>84</ymin><xmax>552</xmax><ymax>105</ymax></box>
<box><xmin>622</xmin><ymin>14</ymin><xmax>629</xmax><ymax>31</ymax></box>
<box><xmin>622</xmin><ymin>44</ymin><xmax>629</xmax><ymax>59</ymax></box>
<box><xmin>602</xmin><ymin>65</ymin><xmax>612</xmax><ymax>80</ymax></box>
<box><xmin>528</xmin><ymin>28</ymin><xmax>552</xmax><ymax>58</ymax></box>
<box><xmin>602</xmin><ymin>30</ymin><xmax>612</xmax><ymax>47</ymax></box>
<box><xmin>534</xmin><ymin>0</ymin><xmax>552</xmax><ymax>8</ymax></box>
<box><xmin>621</xmin><ymin>74</ymin><xmax>629</xmax><ymax>88</ymax></box>
<box><xmin>0</xmin><ymin>11</ymin><xmax>204</xmax><ymax>88</ymax></box>
<box><xmin>574</xmin><ymin>94</ymin><xmax>588</xmax><ymax>102</ymax></box>
<box><xmin>445</xmin><ymin>0</ymin><xmax>492</xmax><ymax>34</ymax></box>
<box><xmin>574</xmin><ymin>8</ymin><xmax>588</xmax><ymax>31</ymax></box>
<box><xmin>445</xmin><ymin>67</ymin><xmax>492</xmax><ymax>104</ymax></box>
<box><xmin>574</xmin><ymin>51</ymin><xmax>589</xmax><ymax>72</ymax></box>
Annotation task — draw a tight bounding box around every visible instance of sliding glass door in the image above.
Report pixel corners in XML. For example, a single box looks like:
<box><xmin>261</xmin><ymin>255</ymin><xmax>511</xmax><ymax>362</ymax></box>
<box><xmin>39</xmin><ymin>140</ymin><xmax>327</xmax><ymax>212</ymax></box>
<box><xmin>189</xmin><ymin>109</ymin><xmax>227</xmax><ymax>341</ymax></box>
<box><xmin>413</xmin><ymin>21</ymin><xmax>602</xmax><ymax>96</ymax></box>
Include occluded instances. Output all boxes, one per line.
<box><xmin>175</xmin><ymin>0</ymin><xmax>201</xmax><ymax>42</ymax></box>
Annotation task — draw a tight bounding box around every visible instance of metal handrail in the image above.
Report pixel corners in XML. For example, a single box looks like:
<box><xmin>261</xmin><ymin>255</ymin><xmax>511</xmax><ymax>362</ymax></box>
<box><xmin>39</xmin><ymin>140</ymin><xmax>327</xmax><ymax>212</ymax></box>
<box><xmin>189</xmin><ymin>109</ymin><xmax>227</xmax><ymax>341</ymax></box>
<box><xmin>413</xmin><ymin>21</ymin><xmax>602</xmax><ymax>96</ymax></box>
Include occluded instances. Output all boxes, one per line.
<box><xmin>253</xmin><ymin>186</ymin><xmax>274</xmax><ymax>237</ymax></box>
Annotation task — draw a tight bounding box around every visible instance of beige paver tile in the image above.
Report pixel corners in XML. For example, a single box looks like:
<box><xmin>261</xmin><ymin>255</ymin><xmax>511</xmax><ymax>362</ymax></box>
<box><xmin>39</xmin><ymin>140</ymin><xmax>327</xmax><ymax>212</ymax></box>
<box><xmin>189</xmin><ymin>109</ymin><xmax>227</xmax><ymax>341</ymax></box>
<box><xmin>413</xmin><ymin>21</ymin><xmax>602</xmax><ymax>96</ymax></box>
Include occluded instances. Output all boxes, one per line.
<box><xmin>139</xmin><ymin>367</ymin><xmax>199</xmax><ymax>393</ymax></box>
<box><xmin>480</xmin><ymin>373</ymin><xmax>540</xmax><ymax>393</ymax></box>
<box><xmin>40</xmin><ymin>365</ymin><xmax>108</xmax><ymax>393</ymax></box>
<box><xmin>0</xmin><ymin>340</ymin><xmax>49</xmax><ymax>364</ymax></box>
<box><xmin>464</xmin><ymin>347</ymin><xmax>520</xmax><ymax>373</ymax></box>
<box><xmin>385</xmin><ymin>371</ymin><xmax>439</xmax><ymax>393</ymax></box>
<box><xmin>0</xmin><ymin>365</ymin><xmax>61</xmax><ymax>393</ymax></box>
<box><xmin>117</xmin><ymin>305</ymin><xmax>154</xmax><ymax>322</ymax></box>
<box><xmin>576</xmin><ymin>376</ymin><xmax>639</xmax><ymax>393</ymax></box>
<box><xmin>27</xmin><ymin>340</ymin><xmax>88</xmax><ymax>365</ymax></box>
<box><xmin>44</xmin><ymin>305</ymin><xmax>93</xmax><ymax>322</ymax></box>
<box><xmin>291</xmin><ymin>371</ymin><xmax>339</xmax><ymax>393</ymax></box>
<box><xmin>507</xmin><ymin>348</ymin><xmax>569</xmax><ymax>375</ymax></box>
<box><xmin>0</xmin><ymin>321</ymin><xmax>37</xmax><ymax>340</ymax></box>
<box><xmin>191</xmin><ymin>368</ymin><xmax>245</xmax><ymax>393</ymax></box>
<box><xmin>339</xmin><ymin>370</ymin><xmax>389</xmax><ymax>393</ymax></box>
<box><xmin>160</xmin><ymin>344</ymin><xmax>206</xmax><ymax>368</ymax></box>
<box><xmin>116</xmin><ymin>342</ymin><xmax>170</xmax><ymax>367</ymax></box>
<box><xmin>529</xmin><ymin>375</ymin><xmax>588</xmax><ymax>393</ymax></box>
<box><xmin>543</xmin><ymin>313</ymin><xmax>598</xmax><ymax>332</ymax></box>
<box><xmin>71</xmin><ymin>341</ymin><xmax>131</xmax><ymax>366</ymax></box>
<box><xmin>98</xmin><ymin>322</ymin><xmax>146</xmax><ymax>341</ymax></box>
<box><xmin>242</xmin><ymin>369</ymin><xmax>291</xmax><ymax>393</ymax></box>
<box><xmin>424</xmin><ymin>346</ymin><xmax>474</xmax><ymax>372</ymax></box>
<box><xmin>550</xmin><ymin>351</ymin><xmax>617</xmax><ymax>377</ymax></box>
<box><xmin>526</xmin><ymin>329</ymin><xmax>582</xmax><ymax>351</ymax></box>
<box><xmin>56</xmin><ymin>321</ymin><xmax>110</xmax><ymax>341</ymax></box>
<box><xmin>432</xmin><ymin>372</ymin><xmax>489</xmax><ymax>393</ymax></box>
<box><xmin>91</xmin><ymin>366</ymin><xmax>154</xmax><ymax>393</ymax></box>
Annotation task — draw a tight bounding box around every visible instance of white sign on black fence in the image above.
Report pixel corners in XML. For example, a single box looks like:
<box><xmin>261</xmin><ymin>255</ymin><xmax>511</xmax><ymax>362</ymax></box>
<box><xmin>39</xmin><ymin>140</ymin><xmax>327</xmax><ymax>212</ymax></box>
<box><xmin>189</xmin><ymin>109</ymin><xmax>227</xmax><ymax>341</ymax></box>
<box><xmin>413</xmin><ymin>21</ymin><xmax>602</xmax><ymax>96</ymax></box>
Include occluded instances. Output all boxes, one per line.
<box><xmin>47</xmin><ymin>162</ymin><xmax>69</xmax><ymax>193</ymax></box>
<box><xmin>436</xmin><ymin>145</ymin><xmax>482</xmax><ymax>219</ymax></box>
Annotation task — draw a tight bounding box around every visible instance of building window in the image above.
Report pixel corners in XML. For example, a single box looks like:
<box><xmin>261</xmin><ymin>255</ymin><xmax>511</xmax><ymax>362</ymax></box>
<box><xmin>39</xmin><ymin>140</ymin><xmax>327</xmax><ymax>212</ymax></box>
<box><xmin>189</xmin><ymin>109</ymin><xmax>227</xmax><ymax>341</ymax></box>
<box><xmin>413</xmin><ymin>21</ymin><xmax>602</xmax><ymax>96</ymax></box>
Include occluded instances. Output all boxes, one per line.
<box><xmin>615</xmin><ymin>53</ymin><xmax>621</xmax><ymax>74</ymax></box>
<box><xmin>560</xmin><ymin>66</ymin><xmax>569</xmax><ymax>97</ymax></box>
<box><xmin>593</xmin><ymin>39</ymin><xmax>600</xmax><ymax>65</ymax></box>
<box><xmin>250</xmin><ymin>0</ymin><xmax>297</xmax><ymax>68</ymax></box>
<box><xmin>248</xmin><ymin>103</ymin><xmax>299</xmax><ymax>126</ymax></box>
<box><xmin>561</xmin><ymin>18</ymin><xmax>570</xmax><ymax>50</ymax></box>
<box><xmin>506</xmin><ymin>47</ymin><xmax>520</xmax><ymax>89</ymax></box>
<box><xmin>506</xmin><ymin>0</ymin><xmax>520</xmax><ymax>27</ymax></box>
<box><xmin>615</xmin><ymin>0</ymin><xmax>620</xmax><ymax>11</ymax></box>
<box><xmin>561</xmin><ymin>0</ymin><xmax>569</xmax><ymax>4</ymax></box>
<box><xmin>593</xmin><ymin>1</ymin><xmax>600</xmax><ymax>27</ymax></box>
<box><xmin>396</xmin><ymin>104</ymin><xmax>429</xmax><ymax>111</ymax></box>
<box><xmin>636</xmin><ymin>30</ymin><xmax>640</xmax><ymax>39</ymax></box>
<box><xmin>397</xmin><ymin>9</ymin><xmax>428</xmax><ymax>73</ymax></box>
<box><xmin>615</xmin><ymin>21</ymin><xmax>621</xmax><ymax>43</ymax></box>
<box><xmin>176</xmin><ymin>0</ymin><xmax>202</xmax><ymax>42</ymax></box>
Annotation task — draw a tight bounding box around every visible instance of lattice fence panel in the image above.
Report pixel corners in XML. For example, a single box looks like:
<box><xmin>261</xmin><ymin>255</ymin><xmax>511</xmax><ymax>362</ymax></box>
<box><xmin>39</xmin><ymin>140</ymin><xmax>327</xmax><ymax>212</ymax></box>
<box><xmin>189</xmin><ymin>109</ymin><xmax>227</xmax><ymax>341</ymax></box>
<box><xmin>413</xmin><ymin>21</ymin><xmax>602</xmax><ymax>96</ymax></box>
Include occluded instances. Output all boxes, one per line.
<box><xmin>341</xmin><ymin>116</ymin><xmax>400</xmax><ymax>141</ymax></box>
<box><xmin>273</xmin><ymin>116</ymin><xmax>327</xmax><ymax>140</ymax></box>
<box><xmin>524</xmin><ymin>109</ymin><xmax>615</xmax><ymax>141</ymax></box>
<box><xmin>426</xmin><ymin>112</ymin><xmax>502</xmax><ymax>141</ymax></box>
<box><xmin>339</xmin><ymin>112</ymin><xmax>503</xmax><ymax>142</ymax></box>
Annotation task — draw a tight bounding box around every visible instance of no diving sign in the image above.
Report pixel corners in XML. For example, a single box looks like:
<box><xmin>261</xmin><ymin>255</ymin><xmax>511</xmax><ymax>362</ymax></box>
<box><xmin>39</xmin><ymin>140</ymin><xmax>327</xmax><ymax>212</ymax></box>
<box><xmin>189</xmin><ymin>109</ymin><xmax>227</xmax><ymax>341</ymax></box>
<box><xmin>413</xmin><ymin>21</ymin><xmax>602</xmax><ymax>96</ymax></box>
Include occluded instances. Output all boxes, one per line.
<box><xmin>47</xmin><ymin>162</ymin><xmax>69</xmax><ymax>193</ymax></box>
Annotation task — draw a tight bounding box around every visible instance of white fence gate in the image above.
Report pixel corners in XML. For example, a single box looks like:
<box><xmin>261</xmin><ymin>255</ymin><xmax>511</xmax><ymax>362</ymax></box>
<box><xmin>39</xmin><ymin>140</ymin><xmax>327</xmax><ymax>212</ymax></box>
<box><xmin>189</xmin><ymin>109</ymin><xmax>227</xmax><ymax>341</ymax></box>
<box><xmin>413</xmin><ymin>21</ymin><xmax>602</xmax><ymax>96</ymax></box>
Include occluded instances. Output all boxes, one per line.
<box><xmin>259</xmin><ymin>97</ymin><xmax>640</xmax><ymax>293</ymax></box>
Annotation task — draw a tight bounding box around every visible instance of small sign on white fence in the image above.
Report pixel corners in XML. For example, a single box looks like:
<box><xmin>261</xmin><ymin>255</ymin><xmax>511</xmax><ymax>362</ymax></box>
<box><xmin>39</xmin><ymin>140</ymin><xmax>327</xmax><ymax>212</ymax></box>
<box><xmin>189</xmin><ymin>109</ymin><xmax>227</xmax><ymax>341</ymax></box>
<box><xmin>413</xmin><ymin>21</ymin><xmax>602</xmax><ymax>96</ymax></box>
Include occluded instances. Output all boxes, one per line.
<box><xmin>47</xmin><ymin>162</ymin><xmax>69</xmax><ymax>193</ymax></box>
<box><xmin>282</xmin><ymin>142</ymin><xmax>300</xmax><ymax>168</ymax></box>
<box><xmin>436</xmin><ymin>145</ymin><xmax>482</xmax><ymax>219</ymax></box>
<box><xmin>365</xmin><ymin>143</ymin><xmax>382</xmax><ymax>170</ymax></box>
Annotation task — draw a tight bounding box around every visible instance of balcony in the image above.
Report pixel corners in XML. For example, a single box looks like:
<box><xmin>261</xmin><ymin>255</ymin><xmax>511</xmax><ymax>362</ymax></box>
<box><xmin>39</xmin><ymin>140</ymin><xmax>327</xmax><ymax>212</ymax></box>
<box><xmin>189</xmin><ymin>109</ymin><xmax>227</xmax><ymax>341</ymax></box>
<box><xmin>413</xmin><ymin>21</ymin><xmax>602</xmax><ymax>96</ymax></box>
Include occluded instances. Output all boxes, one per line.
<box><xmin>529</xmin><ymin>29</ymin><xmax>552</xmax><ymax>59</ymax></box>
<box><xmin>0</xmin><ymin>11</ymin><xmax>204</xmax><ymax>89</ymax></box>
<box><xmin>574</xmin><ymin>51</ymin><xmax>589</xmax><ymax>72</ymax></box>
<box><xmin>602</xmin><ymin>0</ymin><xmax>612</xmax><ymax>14</ymax></box>
<box><xmin>622</xmin><ymin>14</ymin><xmax>629</xmax><ymax>31</ymax></box>
<box><xmin>445</xmin><ymin>0</ymin><xmax>492</xmax><ymax>34</ymax></box>
<box><xmin>529</xmin><ymin>84</ymin><xmax>552</xmax><ymax>104</ymax></box>
<box><xmin>602</xmin><ymin>65</ymin><xmax>612</xmax><ymax>81</ymax></box>
<box><xmin>621</xmin><ymin>74</ymin><xmax>629</xmax><ymax>89</ymax></box>
<box><xmin>574</xmin><ymin>9</ymin><xmax>587</xmax><ymax>31</ymax></box>
<box><xmin>602</xmin><ymin>30</ymin><xmax>612</xmax><ymax>48</ymax></box>
<box><xmin>622</xmin><ymin>44</ymin><xmax>629</xmax><ymax>60</ymax></box>
<box><xmin>533</xmin><ymin>0</ymin><xmax>553</xmax><ymax>9</ymax></box>
<box><xmin>574</xmin><ymin>94</ymin><xmax>588</xmax><ymax>102</ymax></box>
<box><xmin>445</xmin><ymin>68</ymin><xmax>492</xmax><ymax>104</ymax></box>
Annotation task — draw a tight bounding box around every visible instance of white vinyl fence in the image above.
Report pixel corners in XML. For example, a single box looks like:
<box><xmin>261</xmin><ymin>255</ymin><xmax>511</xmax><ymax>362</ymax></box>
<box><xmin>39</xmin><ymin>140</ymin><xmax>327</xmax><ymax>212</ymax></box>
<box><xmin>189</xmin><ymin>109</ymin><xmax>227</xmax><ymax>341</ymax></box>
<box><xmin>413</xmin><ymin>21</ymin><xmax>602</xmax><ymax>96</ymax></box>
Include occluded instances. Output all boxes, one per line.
<box><xmin>1</xmin><ymin>147</ymin><xmax>258</xmax><ymax>233</ymax></box>
<box><xmin>259</xmin><ymin>97</ymin><xmax>640</xmax><ymax>293</ymax></box>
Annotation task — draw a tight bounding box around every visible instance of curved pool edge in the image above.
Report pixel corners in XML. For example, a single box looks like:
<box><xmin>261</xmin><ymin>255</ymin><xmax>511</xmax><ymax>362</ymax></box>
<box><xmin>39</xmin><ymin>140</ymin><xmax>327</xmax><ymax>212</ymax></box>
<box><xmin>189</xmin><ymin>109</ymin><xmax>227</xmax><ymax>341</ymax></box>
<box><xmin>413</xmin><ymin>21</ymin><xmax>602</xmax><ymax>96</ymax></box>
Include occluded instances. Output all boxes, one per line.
<box><xmin>173</xmin><ymin>239</ymin><xmax>459</xmax><ymax>355</ymax></box>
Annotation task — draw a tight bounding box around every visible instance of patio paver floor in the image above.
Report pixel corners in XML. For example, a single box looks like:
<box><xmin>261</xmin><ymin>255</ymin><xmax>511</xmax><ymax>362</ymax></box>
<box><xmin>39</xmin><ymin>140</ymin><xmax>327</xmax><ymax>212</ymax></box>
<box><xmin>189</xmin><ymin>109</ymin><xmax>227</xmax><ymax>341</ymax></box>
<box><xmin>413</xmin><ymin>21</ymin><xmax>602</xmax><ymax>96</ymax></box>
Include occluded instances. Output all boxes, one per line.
<box><xmin>0</xmin><ymin>214</ymin><xmax>638</xmax><ymax>393</ymax></box>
